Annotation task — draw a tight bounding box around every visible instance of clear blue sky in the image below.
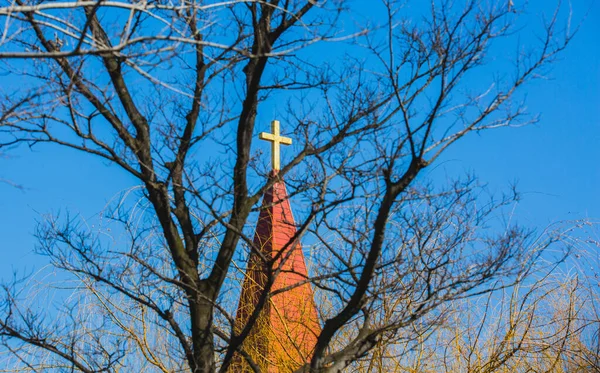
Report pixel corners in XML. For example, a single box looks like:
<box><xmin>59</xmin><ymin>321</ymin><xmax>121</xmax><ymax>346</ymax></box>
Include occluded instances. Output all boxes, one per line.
<box><xmin>1</xmin><ymin>1</ymin><xmax>599</xmax><ymax>278</ymax></box>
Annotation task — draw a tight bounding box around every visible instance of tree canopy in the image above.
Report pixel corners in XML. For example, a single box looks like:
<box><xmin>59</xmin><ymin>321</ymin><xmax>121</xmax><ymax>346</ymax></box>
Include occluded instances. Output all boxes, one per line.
<box><xmin>0</xmin><ymin>1</ymin><xmax>597</xmax><ymax>372</ymax></box>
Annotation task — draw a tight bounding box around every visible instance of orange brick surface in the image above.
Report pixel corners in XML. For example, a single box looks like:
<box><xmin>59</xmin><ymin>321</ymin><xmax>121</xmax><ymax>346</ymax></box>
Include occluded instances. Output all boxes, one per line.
<box><xmin>229</xmin><ymin>173</ymin><xmax>320</xmax><ymax>372</ymax></box>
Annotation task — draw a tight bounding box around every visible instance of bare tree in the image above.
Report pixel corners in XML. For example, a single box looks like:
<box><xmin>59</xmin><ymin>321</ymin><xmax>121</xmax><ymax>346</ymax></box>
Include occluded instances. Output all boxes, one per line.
<box><xmin>0</xmin><ymin>0</ymin><xmax>579</xmax><ymax>372</ymax></box>
<box><xmin>349</xmin><ymin>261</ymin><xmax>600</xmax><ymax>373</ymax></box>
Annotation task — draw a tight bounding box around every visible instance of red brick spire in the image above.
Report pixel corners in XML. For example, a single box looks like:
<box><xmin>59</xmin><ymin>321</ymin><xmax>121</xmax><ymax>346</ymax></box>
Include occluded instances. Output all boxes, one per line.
<box><xmin>229</xmin><ymin>171</ymin><xmax>320</xmax><ymax>372</ymax></box>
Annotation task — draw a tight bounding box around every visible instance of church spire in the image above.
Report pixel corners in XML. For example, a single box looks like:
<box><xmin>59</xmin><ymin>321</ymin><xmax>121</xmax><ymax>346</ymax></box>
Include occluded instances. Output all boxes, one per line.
<box><xmin>229</xmin><ymin>121</ymin><xmax>320</xmax><ymax>372</ymax></box>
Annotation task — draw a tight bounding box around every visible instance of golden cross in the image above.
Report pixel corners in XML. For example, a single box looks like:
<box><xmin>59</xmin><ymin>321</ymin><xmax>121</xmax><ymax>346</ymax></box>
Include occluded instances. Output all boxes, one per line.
<box><xmin>259</xmin><ymin>120</ymin><xmax>292</xmax><ymax>171</ymax></box>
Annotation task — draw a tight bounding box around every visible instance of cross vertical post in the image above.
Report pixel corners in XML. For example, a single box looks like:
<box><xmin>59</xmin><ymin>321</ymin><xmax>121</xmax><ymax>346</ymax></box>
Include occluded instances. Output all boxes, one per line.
<box><xmin>259</xmin><ymin>120</ymin><xmax>292</xmax><ymax>171</ymax></box>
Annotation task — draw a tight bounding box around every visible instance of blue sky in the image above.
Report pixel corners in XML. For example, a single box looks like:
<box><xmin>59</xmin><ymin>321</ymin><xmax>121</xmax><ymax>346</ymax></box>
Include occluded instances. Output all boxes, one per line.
<box><xmin>434</xmin><ymin>0</ymin><xmax>600</xmax><ymax>228</ymax></box>
<box><xmin>0</xmin><ymin>0</ymin><xmax>599</xmax><ymax>278</ymax></box>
